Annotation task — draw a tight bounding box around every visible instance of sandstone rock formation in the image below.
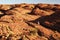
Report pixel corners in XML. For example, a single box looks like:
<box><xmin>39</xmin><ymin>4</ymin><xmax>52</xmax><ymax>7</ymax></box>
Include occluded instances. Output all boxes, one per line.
<box><xmin>0</xmin><ymin>4</ymin><xmax>60</xmax><ymax>40</ymax></box>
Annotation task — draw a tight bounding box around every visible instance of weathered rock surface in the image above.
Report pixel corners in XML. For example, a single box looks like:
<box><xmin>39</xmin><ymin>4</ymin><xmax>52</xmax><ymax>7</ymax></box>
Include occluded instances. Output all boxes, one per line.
<box><xmin>0</xmin><ymin>4</ymin><xmax>60</xmax><ymax>40</ymax></box>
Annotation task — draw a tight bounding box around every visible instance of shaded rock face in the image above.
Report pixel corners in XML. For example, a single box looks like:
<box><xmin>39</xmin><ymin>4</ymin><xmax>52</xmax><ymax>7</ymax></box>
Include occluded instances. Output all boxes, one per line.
<box><xmin>0</xmin><ymin>3</ymin><xmax>60</xmax><ymax>40</ymax></box>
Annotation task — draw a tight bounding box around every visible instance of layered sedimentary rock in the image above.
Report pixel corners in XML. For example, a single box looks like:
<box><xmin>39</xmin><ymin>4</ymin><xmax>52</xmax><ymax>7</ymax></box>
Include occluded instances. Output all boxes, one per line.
<box><xmin>0</xmin><ymin>4</ymin><xmax>60</xmax><ymax>40</ymax></box>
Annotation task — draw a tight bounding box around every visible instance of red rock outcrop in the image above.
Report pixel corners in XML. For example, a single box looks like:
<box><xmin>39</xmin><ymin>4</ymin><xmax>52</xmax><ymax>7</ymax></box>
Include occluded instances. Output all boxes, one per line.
<box><xmin>0</xmin><ymin>4</ymin><xmax>60</xmax><ymax>40</ymax></box>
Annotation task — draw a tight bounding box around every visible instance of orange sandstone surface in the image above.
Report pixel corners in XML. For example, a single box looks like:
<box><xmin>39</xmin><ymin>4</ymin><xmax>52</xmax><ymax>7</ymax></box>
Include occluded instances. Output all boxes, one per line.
<box><xmin>0</xmin><ymin>4</ymin><xmax>60</xmax><ymax>40</ymax></box>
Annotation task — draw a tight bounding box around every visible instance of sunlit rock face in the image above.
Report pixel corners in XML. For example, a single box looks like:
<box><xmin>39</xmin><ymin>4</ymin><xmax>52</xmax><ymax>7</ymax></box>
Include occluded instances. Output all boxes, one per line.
<box><xmin>0</xmin><ymin>4</ymin><xmax>60</xmax><ymax>40</ymax></box>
